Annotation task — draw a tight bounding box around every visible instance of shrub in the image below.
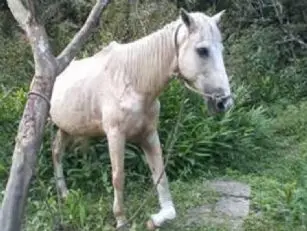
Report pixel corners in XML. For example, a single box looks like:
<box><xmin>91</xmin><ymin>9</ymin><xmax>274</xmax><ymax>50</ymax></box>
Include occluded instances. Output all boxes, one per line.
<box><xmin>158</xmin><ymin>81</ymin><xmax>275</xmax><ymax>179</ymax></box>
<box><xmin>0</xmin><ymin>34</ymin><xmax>33</xmax><ymax>88</ymax></box>
<box><xmin>0</xmin><ymin>87</ymin><xmax>27</xmax><ymax>180</ymax></box>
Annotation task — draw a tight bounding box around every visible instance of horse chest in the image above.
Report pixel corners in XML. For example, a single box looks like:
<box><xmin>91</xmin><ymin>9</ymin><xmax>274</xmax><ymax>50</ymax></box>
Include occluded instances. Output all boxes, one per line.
<box><xmin>124</xmin><ymin>112</ymin><xmax>145</xmax><ymax>134</ymax></box>
<box><xmin>120</xmin><ymin>100</ymin><xmax>145</xmax><ymax>130</ymax></box>
<box><xmin>102</xmin><ymin>88</ymin><xmax>159</xmax><ymax>139</ymax></box>
<box><xmin>117</xmin><ymin>97</ymin><xmax>156</xmax><ymax>138</ymax></box>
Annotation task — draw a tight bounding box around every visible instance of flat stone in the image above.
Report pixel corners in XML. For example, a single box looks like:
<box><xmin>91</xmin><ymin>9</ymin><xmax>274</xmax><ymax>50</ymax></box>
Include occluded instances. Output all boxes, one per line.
<box><xmin>215</xmin><ymin>197</ymin><xmax>250</xmax><ymax>218</ymax></box>
<box><xmin>185</xmin><ymin>205</ymin><xmax>213</xmax><ymax>227</ymax></box>
<box><xmin>208</xmin><ymin>180</ymin><xmax>251</xmax><ymax>198</ymax></box>
<box><xmin>185</xmin><ymin>180</ymin><xmax>251</xmax><ymax>231</ymax></box>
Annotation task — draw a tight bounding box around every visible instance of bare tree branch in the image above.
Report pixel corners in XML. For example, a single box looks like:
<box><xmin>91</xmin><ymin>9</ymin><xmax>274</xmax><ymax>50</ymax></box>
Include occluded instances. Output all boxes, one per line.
<box><xmin>7</xmin><ymin>0</ymin><xmax>30</xmax><ymax>30</ymax></box>
<box><xmin>24</xmin><ymin>0</ymin><xmax>36</xmax><ymax>22</ymax></box>
<box><xmin>57</xmin><ymin>0</ymin><xmax>111</xmax><ymax>73</ymax></box>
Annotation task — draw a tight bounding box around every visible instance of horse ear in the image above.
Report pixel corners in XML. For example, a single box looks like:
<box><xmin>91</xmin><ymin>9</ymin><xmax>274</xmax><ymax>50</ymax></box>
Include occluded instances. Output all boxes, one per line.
<box><xmin>180</xmin><ymin>8</ymin><xmax>196</xmax><ymax>32</ymax></box>
<box><xmin>212</xmin><ymin>10</ymin><xmax>226</xmax><ymax>25</ymax></box>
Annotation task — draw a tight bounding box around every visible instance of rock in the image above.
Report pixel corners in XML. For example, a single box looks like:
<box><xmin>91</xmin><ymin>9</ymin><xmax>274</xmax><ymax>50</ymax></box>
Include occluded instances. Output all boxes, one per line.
<box><xmin>185</xmin><ymin>180</ymin><xmax>251</xmax><ymax>231</ymax></box>
<box><xmin>209</xmin><ymin>180</ymin><xmax>251</xmax><ymax>199</ymax></box>
<box><xmin>215</xmin><ymin>197</ymin><xmax>250</xmax><ymax>218</ymax></box>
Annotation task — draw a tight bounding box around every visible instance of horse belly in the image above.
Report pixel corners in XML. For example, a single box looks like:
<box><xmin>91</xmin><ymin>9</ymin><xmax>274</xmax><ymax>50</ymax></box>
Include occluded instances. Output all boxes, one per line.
<box><xmin>51</xmin><ymin>104</ymin><xmax>103</xmax><ymax>136</ymax></box>
<box><xmin>50</xmin><ymin>62</ymin><xmax>106</xmax><ymax>136</ymax></box>
<box><xmin>51</xmin><ymin>89</ymin><xmax>104</xmax><ymax>137</ymax></box>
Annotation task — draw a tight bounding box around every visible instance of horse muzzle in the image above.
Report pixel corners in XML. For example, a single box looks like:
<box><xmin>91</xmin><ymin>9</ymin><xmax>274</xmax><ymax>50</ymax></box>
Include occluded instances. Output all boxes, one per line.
<box><xmin>206</xmin><ymin>94</ymin><xmax>233</xmax><ymax>114</ymax></box>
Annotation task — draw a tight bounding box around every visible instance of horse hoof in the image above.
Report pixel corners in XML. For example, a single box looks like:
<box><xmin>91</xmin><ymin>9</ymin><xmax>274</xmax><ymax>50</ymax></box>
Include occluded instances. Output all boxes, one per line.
<box><xmin>116</xmin><ymin>222</ymin><xmax>130</xmax><ymax>231</ymax></box>
<box><xmin>146</xmin><ymin>219</ymin><xmax>157</xmax><ymax>230</ymax></box>
<box><xmin>116</xmin><ymin>226</ymin><xmax>129</xmax><ymax>231</ymax></box>
<box><xmin>61</xmin><ymin>190</ymin><xmax>69</xmax><ymax>200</ymax></box>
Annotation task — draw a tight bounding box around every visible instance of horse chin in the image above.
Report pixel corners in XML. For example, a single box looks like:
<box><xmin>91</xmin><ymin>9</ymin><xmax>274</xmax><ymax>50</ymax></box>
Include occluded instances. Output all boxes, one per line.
<box><xmin>204</xmin><ymin>97</ymin><xmax>215</xmax><ymax>116</ymax></box>
<box><xmin>205</xmin><ymin>97</ymin><xmax>219</xmax><ymax>116</ymax></box>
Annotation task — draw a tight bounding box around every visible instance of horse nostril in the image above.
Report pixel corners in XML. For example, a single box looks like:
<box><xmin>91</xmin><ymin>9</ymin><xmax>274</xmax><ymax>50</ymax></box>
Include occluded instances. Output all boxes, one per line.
<box><xmin>216</xmin><ymin>100</ymin><xmax>225</xmax><ymax>111</ymax></box>
<box><xmin>215</xmin><ymin>95</ymin><xmax>233</xmax><ymax>111</ymax></box>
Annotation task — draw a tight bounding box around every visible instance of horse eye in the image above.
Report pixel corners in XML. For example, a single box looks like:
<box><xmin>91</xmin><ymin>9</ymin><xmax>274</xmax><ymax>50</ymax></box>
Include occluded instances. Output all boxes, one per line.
<box><xmin>196</xmin><ymin>47</ymin><xmax>209</xmax><ymax>57</ymax></box>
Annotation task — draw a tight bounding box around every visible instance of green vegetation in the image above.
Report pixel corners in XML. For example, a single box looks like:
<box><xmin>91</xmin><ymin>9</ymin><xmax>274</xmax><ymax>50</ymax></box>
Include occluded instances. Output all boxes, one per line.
<box><xmin>1</xmin><ymin>0</ymin><xmax>307</xmax><ymax>230</ymax></box>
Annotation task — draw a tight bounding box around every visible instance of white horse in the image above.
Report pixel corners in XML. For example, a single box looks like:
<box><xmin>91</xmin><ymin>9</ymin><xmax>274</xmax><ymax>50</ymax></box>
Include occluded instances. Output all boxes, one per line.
<box><xmin>49</xmin><ymin>8</ymin><xmax>233</xmax><ymax>230</ymax></box>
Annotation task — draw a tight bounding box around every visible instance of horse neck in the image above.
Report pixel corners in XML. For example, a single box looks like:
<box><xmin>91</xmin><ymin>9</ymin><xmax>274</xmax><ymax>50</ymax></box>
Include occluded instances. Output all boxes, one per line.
<box><xmin>121</xmin><ymin>20</ymin><xmax>180</xmax><ymax>99</ymax></box>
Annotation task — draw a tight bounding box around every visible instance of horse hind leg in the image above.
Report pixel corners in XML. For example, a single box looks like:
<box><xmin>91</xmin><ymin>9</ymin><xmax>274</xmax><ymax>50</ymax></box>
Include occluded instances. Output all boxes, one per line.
<box><xmin>52</xmin><ymin>129</ymin><xmax>70</xmax><ymax>198</ymax></box>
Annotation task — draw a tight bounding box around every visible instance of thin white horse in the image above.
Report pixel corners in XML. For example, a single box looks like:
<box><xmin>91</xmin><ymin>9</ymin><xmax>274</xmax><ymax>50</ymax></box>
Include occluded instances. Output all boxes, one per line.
<box><xmin>49</xmin><ymin>8</ymin><xmax>233</xmax><ymax>230</ymax></box>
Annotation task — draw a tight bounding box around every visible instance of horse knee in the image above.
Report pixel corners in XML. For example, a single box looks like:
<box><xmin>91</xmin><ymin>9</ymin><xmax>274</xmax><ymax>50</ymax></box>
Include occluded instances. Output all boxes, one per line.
<box><xmin>112</xmin><ymin>171</ymin><xmax>124</xmax><ymax>190</ymax></box>
<box><xmin>52</xmin><ymin>149</ymin><xmax>60</xmax><ymax>165</ymax></box>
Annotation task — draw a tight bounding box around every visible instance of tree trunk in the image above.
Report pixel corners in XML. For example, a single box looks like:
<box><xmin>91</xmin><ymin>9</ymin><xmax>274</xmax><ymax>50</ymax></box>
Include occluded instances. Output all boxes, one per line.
<box><xmin>0</xmin><ymin>1</ymin><xmax>111</xmax><ymax>230</ymax></box>
<box><xmin>0</xmin><ymin>25</ymin><xmax>57</xmax><ymax>231</ymax></box>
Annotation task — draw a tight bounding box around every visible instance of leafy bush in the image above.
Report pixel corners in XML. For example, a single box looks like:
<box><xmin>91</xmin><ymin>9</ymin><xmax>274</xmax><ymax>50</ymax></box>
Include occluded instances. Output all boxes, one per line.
<box><xmin>158</xmin><ymin>81</ymin><xmax>275</xmax><ymax>178</ymax></box>
<box><xmin>273</xmin><ymin>101</ymin><xmax>307</xmax><ymax>141</ymax></box>
<box><xmin>0</xmin><ymin>34</ymin><xmax>33</xmax><ymax>88</ymax></box>
<box><xmin>0</xmin><ymin>87</ymin><xmax>27</xmax><ymax>180</ymax></box>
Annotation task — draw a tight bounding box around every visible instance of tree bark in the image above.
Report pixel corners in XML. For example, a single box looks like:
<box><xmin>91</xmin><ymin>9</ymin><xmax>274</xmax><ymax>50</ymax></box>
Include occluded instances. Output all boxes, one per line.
<box><xmin>0</xmin><ymin>1</ymin><xmax>111</xmax><ymax>231</ymax></box>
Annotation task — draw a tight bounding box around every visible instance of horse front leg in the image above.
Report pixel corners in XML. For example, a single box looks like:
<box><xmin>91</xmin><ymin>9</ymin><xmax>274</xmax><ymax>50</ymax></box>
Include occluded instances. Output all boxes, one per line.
<box><xmin>141</xmin><ymin>129</ymin><xmax>176</xmax><ymax>229</ymax></box>
<box><xmin>106</xmin><ymin>128</ymin><xmax>127</xmax><ymax>229</ymax></box>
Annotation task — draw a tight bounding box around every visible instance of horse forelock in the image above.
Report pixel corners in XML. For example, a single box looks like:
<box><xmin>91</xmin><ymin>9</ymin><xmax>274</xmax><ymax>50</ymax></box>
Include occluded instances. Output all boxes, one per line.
<box><xmin>190</xmin><ymin>12</ymin><xmax>222</xmax><ymax>42</ymax></box>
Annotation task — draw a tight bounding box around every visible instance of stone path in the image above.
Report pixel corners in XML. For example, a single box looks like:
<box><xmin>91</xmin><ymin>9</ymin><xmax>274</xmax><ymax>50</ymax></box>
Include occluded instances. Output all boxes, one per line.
<box><xmin>185</xmin><ymin>180</ymin><xmax>251</xmax><ymax>231</ymax></box>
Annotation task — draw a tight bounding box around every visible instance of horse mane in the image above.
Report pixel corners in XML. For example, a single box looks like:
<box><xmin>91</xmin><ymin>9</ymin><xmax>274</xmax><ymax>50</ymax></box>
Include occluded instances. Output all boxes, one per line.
<box><xmin>105</xmin><ymin>19</ymin><xmax>181</xmax><ymax>95</ymax></box>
